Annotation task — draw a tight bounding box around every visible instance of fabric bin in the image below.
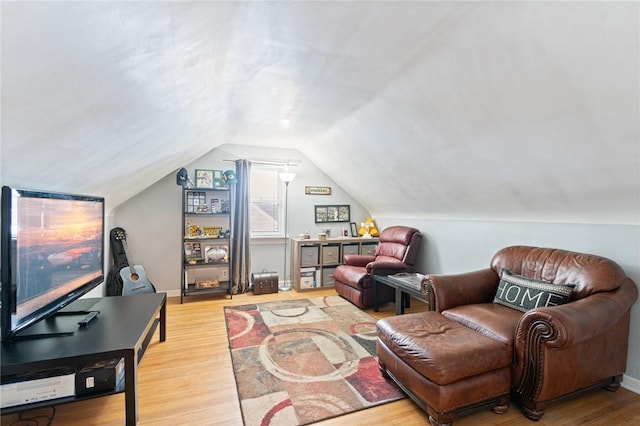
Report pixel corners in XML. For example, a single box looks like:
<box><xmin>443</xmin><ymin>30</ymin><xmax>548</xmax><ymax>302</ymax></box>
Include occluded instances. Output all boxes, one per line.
<box><xmin>342</xmin><ymin>244</ymin><xmax>359</xmax><ymax>256</ymax></box>
<box><xmin>321</xmin><ymin>245</ymin><xmax>340</xmax><ymax>264</ymax></box>
<box><xmin>361</xmin><ymin>243</ymin><xmax>378</xmax><ymax>256</ymax></box>
<box><xmin>322</xmin><ymin>267</ymin><xmax>337</xmax><ymax>287</ymax></box>
<box><xmin>300</xmin><ymin>245</ymin><xmax>319</xmax><ymax>266</ymax></box>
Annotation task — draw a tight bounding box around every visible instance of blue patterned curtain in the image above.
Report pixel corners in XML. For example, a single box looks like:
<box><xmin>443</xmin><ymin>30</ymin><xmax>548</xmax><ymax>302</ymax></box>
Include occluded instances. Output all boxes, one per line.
<box><xmin>231</xmin><ymin>159</ymin><xmax>251</xmax><ymax>293</ymax></box>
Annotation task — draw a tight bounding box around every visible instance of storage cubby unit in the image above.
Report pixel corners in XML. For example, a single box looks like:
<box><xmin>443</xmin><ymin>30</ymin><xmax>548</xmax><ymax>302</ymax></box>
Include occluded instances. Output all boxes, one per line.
<box><xmin>290</xmin><ymin>237</ymin><xmax>379</xmax><ymax>291</ymax></box>
<box><xmin>181</xmin><ymin>188</ymin><xmax>233</xmax><ymax>303</ymax></box>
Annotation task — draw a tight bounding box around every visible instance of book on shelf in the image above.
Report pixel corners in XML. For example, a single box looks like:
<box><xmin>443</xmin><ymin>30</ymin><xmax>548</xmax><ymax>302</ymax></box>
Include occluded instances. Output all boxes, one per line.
<box><xmin>300</xmin><ymin>267</ymin><xmax>317</xmax><ymax>289</ymax></box>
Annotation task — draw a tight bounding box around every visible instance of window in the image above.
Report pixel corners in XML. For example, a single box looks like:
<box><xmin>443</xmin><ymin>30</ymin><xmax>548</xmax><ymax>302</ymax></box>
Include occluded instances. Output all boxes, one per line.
<box><xmin>250</xmin><ymin>167</ymin><xmax>283</xmax><ymax>235</ymax></box>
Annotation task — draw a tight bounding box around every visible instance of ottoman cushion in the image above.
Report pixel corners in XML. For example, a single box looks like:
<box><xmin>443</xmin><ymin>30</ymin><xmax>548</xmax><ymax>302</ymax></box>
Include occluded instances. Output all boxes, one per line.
<box><xmin>377</xmin><ymin>311</ymin><xmax>511</xmax><ymax>386</ymax></box>
<box><xmin>442</xmin><ymin>303</ymin><xmax>523</xmax><ymax>352</ymax></box>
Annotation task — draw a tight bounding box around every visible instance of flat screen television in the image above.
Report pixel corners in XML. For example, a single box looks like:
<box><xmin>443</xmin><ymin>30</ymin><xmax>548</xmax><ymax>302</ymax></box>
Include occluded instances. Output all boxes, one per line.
<box><xmin>1</xmin><ymin>186</ymin><xmax>105</xmax><ymax>341</ymax></box>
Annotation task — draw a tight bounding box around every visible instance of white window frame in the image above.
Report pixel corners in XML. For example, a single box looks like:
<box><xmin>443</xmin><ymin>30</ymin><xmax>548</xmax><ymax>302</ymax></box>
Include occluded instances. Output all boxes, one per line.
<box><xmin>249</xmin><ymin>165</ymin><xmax>284</xmax><ymax>237</ymax></box>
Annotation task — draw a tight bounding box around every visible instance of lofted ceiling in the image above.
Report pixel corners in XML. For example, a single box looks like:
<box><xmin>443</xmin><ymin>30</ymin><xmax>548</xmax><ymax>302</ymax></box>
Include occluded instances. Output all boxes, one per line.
<box><xmin>1</xmin><ymin>1</ymin><xmax>638</xmax><ymax>223</ymax></box>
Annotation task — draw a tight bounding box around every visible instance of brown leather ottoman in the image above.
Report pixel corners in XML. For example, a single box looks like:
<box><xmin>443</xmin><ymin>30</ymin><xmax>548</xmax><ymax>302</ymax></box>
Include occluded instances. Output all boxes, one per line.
<box><xmin>377</xmin><ymin>312</ymin><xmax>511</xmax><ymax>426</ymax></box>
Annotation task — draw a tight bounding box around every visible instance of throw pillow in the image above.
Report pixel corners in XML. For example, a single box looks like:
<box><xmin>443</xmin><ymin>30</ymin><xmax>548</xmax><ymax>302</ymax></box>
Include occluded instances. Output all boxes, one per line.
<box><xmin>493</xmin><ymin>269</ymin><xmax>574</xmax><ymax>312</ymax></box>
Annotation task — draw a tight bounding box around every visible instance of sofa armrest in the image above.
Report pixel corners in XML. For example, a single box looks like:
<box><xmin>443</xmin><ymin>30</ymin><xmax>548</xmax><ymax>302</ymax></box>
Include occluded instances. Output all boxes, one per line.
<box><xmin>422</xmin><ymin>268</ymin><xmax>499</xmax><ymax>312</ymax></box>
<box><xmin>343</xmin><ymin>254</ymin><xmax>375</xmax><ymax>267</ymax></box>
<box><xmin>367</xmin><ymin>261</ymin><xmax>410</xmax><ymax>276</ymax></box>
<box><xmin>513</xmin><ymin>278</ymin><xmax>638</xmax><ymax>400</ymax></box>
<box><xmin>516</xmin><ymin>277</ymin><xmax>638</xmax><ymax>350</ymax></box>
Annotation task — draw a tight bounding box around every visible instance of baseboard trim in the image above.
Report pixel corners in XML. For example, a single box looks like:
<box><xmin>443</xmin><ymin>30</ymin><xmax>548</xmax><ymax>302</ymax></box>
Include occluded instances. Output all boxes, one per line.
<box><xmin>622</xmin><ymin>374</ymin><xmax>640</xmax><ymax>394</ymax></box>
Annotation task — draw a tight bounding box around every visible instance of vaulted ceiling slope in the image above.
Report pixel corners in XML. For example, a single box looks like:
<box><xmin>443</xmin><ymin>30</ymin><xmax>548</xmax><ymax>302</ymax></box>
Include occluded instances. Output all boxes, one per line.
<box><xmin>1</xmin><ymin>2</ymin><xmax>638</xmax><ymax>223</ymax></box>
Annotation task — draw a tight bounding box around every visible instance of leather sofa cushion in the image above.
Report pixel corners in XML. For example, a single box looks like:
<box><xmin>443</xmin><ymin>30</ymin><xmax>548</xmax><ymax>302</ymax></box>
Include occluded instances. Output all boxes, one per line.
<box><xmin>442</xmin><ymin>304</ymin><xmax>523</xmax><ymax>353</ymax></box>
<box><xmin>332</xmin><ymin>265</ymin><xmax>371</xmax><ymax>289</ymax></box>
<box><xmin>376</xmin><ymin>243</ymin><xmax>408</xmax><ymax>261</ymax></box>
<box><xmin>379</xmin><ymin>226</ymin><xmax>417</xmax><ymax>245</ymax></box>
<box><xmin>491</xmin><ymin>246</ymin><xmax>626</xmax><ymax>300</ymax></box>
<box><xmin>377</xmin><ymin>312</ymin><xmax>511</xmax><ymax>386</ymax></box>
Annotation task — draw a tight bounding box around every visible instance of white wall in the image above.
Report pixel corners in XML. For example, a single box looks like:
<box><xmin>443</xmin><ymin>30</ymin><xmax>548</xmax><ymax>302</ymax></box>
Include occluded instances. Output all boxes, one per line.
<box><xmin>375</xmin><ymin>216</ymin><xmax>640</xmax><ymax>390</ymax></box>
<box><xmin>112</xmin><ymin>144</ymin><xmax>371</xmax><ymax>293</ymax></box>
<box><xmin>109</xmin><ymin>175</ymin><xmax>183</xmax><ymax>295</ymax></box>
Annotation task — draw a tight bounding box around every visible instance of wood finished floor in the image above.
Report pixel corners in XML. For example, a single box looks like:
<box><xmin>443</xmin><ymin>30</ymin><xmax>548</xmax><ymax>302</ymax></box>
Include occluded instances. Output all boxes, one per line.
<box><xmin>2</xmin><ymin>288</ymin><xmax>639</xmax><ymax>425</ymax></box>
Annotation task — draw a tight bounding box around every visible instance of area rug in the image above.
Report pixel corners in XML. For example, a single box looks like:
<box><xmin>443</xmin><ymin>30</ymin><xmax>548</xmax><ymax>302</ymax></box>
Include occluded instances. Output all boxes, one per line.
<box><xmin>224</xmin><ymin>296</ymin><xmax>405</xmax><ymax>426</ymax></box>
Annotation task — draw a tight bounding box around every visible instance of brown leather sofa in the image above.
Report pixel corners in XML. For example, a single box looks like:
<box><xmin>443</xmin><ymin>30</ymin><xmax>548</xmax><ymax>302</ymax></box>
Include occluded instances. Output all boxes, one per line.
<box><xmin>333</xmin><ymin>225</ymin><xmax>422</xmax><ymax>308</ymax></box>
<box><xmin>377</xmin><ymin>245</ymin><xmax>638</xmax><ymax>424</ymax></box>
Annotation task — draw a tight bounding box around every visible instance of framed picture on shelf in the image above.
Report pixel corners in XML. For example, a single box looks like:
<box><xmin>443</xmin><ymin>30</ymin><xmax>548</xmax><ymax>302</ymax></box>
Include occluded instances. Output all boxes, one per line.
<box><xmin>195</xmin><ymin>169</ymin><xmax>215</xmax><ymax>189</ymax></box>
<box><xmin>315</xmin><ymin>205</ymin><xmax>350</xmax><ymax>223</ymax></box>
<box><xmin>186</xmin><ymin>191</ymin><xmax>206</xmax><ymax>213</ymax></box>
<box><xmin>184</xmin><ymin>242</ymin><xmax>202</xmax><ymax>263</ymax></box>
<box><xmin>350</xmin><ymin>222</ymin><xmax>358</xmax><ymax>237</ymax></box>
<box><xmin>186</xmin><ymin>192</ymin><xmax>194</xmax><ymax>213</ymax></box>
<box><xmin>212</xmin><ymin>170</ymin><xmax>225</xmax><ymax>188</ymax></box>
<box><xmin>210</xmin><ymin>198</ymin><xmax>220</xmax><ymax>213</ymax></box>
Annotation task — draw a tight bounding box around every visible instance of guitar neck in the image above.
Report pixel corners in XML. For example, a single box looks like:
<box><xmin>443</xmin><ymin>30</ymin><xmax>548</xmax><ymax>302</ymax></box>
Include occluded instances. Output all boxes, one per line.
<box><xmin>122</xmin><ymin>241</ymin><xmax>137</xmax><ymax>271</ymax></box>
<box><xmin>115</xmin><ymin>229</ymin><xmax>137</xmax><ymax>272</ymax></box>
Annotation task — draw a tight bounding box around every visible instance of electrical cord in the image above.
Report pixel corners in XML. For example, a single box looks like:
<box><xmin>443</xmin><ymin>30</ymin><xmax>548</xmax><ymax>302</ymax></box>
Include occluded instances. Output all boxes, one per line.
<box><xmin>9</xmin><ymin>406</ymin><xmax>55</xmax><ymax>426</ymax></box>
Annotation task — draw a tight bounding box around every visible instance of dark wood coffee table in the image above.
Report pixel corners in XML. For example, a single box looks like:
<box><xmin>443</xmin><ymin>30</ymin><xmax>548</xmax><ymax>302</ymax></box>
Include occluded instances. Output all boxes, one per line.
<box><xmin>373</xmin><ymin>273</ymin><xmax>431</xmax><ymax>314</ymax></box>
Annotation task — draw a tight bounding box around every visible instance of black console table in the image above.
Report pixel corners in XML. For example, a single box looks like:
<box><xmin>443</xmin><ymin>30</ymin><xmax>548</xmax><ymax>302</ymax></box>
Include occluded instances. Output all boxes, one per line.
<box><xmin>373</xmin><ymin>273</ymin><xmax>431</xmax><ymax>314</ymax></box>
<box><xmin>1</xmin><ymin>293</ymin><xmax>166</xmax><ymax>425</ymax></box>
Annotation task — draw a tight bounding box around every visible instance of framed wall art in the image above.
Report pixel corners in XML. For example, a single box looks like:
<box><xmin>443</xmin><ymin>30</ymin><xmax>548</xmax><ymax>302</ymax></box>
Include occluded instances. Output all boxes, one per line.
<box><xmin>195</xmin><ymin>169</ymin><xmax>215</xmax><ymax>189</ymax></box>
<box><xmin>315</xmin><ymin>205</ymin><xmax>350</xmax><ymax>223</ymax></box>
<box><xmin>212</xmin><ymin>170</ymin><xmax>225</xmax><ymax>188</ymax></box>
<box><xmin>305</xmin><ymin>186</ymin><xmax>331</xmax><ymax>195</ymax></box>
<box><xmin>185</xmin><ymin>191</ymin><xmax>207</xmax><ymax>213</ymax></box>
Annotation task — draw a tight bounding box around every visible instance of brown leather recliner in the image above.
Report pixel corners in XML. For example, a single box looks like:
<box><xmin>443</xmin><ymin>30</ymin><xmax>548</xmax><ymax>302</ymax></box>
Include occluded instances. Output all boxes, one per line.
<box><xmin>333</xmin><ymin>226</ymin><xmax>422</xmax><ymax>309</ymax></box>
<box><xmin>383</xmin><ymin>245</ymin><xmax>637</xmax><ymax>422</ymax></box>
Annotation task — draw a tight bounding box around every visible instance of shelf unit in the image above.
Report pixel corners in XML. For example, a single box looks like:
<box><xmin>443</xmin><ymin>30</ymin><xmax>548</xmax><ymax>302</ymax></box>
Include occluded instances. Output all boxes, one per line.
<box><xmin>290</xmin><ymin>237</ymin><xmax>379</xmax><ymax>292</ymax></box>
<box><xmin>181</xmin><ymin>188</ymin><xmax>232</xmax><ymax>303</ymax></box>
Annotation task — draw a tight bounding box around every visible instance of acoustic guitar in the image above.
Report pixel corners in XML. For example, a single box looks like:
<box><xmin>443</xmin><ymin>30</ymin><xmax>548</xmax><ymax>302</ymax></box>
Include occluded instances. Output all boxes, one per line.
<box><xmin>112</xmin><ymin>227</ymin><xmax>156</xmax><ymax>295</ymax></box>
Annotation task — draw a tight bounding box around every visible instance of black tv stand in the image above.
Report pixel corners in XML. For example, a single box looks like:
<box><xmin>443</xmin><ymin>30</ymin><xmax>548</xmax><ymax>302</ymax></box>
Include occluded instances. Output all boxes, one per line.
<box><xmin>1</xmin><ymin>293</ymin><xmax>166</xmax><ymax>425</ymax></box>
<box><xmin>5</xmin><ymin>309</ymin><xmax>103</xmax><ymax>341</ymax></box>
<box><xmin>6</xmin><ymin>330</ymin><xmax>76</xmax><ymax>341</ymax></box>
<box><xmin>53</xmin><ymin>309</ymin><xmax>101</xmax><ymax>325</ymax></box>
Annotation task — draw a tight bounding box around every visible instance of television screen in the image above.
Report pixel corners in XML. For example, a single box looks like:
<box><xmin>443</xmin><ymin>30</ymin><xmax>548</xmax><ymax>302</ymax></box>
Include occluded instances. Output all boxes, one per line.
<box><xmin>1</xmin><ymin>186</ymin><xmax>105</xmax><ymax>341</ymax></box>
